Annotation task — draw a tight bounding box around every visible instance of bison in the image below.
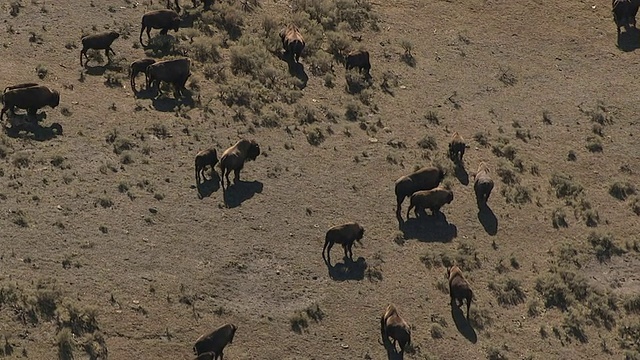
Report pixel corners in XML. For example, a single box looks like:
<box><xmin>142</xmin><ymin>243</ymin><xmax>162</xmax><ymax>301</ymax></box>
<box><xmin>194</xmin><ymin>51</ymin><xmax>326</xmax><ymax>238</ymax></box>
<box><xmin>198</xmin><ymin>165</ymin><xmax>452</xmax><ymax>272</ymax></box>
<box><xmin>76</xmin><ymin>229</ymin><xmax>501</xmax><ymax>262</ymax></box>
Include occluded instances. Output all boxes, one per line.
<box><xmin>139</xmin><ymin>9</ymin><xmax>181</xmax><ymax>46</ymax></box>
<box><xmin>394</xmin><ymin>166</ymin><xmax>445</xmax><ymax>218</ymax></box>
<box><xmin>129</xmin><ymin>58</ymin><xmax>156</xmax><ymax>92</ymax></box>
<box><xmin>80</xmin><ymin>31</ymin><xmax>120</xmax><ymax>67</ymax></box>
<box><xmin>448</xmin><ymin>132</ymin><xmax>466</xmax><ymax>163</ymax></box>
<box><xmin>279</xmin><ymin>24</ymin><xmax>305</xmax><ymax>63</ymax></box>
<box><xmin>473</xmin><ymin>162</ymin><xmax>494</xmax><ymax>207</ymax></box>
<box><xmin>4</xmin><ymin>83</ymin><xmax>39</xmax><ymax>93</ymax></box>
<box><xmin>406</xmin><ymin>187</ymin><xmax>454</xmax><ymax>219</ymax></box>
<box><xmin>380</xmin><ymin>304</ymin><xmax>411</xmax><ymax>354</ymax></box>
<box><xmin>145</xmin><ymin>57</ymin><xmax>192</xmax><ymax>98</ymax></box>
<box><xmin>193</xmin><ymin>323</ymin><xmax>237</xmax><ymax>359</ymax></box>
<box><xmin>322</xmin><ymin>222</ymin><xmax>364</xmax><ymax>264</ymax></box>
<box><xmin>1</xmin><ymin>85</ymin><xmax>60</xmax><ymax>121</ymax></box>
<box><xmin>448</xmin><ymin>265</ymin><xmax>473</xmax><ymax>319</ymax></box>
<box><xmin>195</xmin><ymin>148</ymin><xmax>219</xmax><ymax>185</ymax></box>
<box><xmin>613</xmin><ymin>0</ymin><xmax>640</xmax><ymax>35</ymax></box>
<box><xmin>345</xmin><ymin>49</ymin><xmax>371</xmax><ymax>76</ymax></box>
<box><xmin>219</xmin><ymin>139</ymin><xmax>260</xmax><ymax>189</ymax></box>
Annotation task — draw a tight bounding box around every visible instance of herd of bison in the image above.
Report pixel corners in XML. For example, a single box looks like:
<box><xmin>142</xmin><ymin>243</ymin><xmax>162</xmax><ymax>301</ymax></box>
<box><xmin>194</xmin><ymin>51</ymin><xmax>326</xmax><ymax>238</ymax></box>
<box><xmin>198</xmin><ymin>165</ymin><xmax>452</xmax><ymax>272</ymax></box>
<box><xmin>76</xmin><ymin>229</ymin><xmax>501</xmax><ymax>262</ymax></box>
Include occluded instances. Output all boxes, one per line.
<box><xmin>1</xmin><ymin>0</ymin><xmax>638</xmax><ymax>359</ymax></box>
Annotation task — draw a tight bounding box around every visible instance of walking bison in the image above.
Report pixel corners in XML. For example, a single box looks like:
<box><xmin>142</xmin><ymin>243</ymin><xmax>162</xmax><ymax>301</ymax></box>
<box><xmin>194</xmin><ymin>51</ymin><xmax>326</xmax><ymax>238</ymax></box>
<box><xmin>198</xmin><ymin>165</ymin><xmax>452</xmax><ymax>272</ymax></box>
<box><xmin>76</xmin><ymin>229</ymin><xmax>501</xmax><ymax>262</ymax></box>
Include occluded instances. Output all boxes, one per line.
<box><xmin>379</xmin><ymin>304</ymin><xmax>411</xmax><ymax>354</ymax></box>
<box><xmin>193</xmin><ymin>323</ymin><xmax>237</xmax><ymax>359</ymax></box>
<box><xmin>140</xmin><ymin>9</ymin><xmax>181</xmax><ymax>46</ymax></box>
<box><xmin>145</xmin><ymin>58</ymin><xmax>192</xmax><ymax>98</ymax></box>
<box><xmin>219</xmin><ymin>139</ymin><xmax>261</xmax><ymax>189</ymax></box>
<box><xmin>279</xmin><ymin>24</ymin><xmax>305</xmax><ymax>63</ymax></box>
<box><xmin>394</xmin><ymin>166</ymin><xmax>445</xmax><ymax>219</ymax></box>
<box><xmin>80</xmin><ymin>31</ymin><xmax>120</xmax><ymax>66</ymax></box>
<box><xmin>322</xmin><ymin>222</ymin><xmax>365</xmax><ymax>264</ymax></box>
<box><xmin>1</xmin><ymin>85</ymin><xmax>60</xmax><ymax>120</ymax></box>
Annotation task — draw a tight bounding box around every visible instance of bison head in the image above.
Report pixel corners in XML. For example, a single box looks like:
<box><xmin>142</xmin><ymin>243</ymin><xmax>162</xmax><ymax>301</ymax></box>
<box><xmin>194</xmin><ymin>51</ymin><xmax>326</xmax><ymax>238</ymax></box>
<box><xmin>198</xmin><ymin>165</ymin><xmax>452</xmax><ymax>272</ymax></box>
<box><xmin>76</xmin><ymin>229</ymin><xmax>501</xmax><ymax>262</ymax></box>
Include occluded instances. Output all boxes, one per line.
<box><xmin>446</xmin><ymin>191</ymin><xmax>454</xmax><ymax>204</ymax></box>
<box><xmin>49</xmin><ymin>90</ymin><xmax>61</xmax><ymax>108</ymax></box>
<box><xmin>247</xmin><ymin>141</ymin><xmax>260</xmax><ymax>161</ymax></box>
<box><xmin>356</xmin><ymin>225</ymin><xmax>365</xmax><ymax>242</ymax></box>
<box><xmin>229</xmin><ymin>324</ymin><xmax>237</xmax><ymax>343</ymax></box>
<box><xmin>108</xmin><ymin>31</ymin><xmax>120</xmax><ymax>41</ymax></box>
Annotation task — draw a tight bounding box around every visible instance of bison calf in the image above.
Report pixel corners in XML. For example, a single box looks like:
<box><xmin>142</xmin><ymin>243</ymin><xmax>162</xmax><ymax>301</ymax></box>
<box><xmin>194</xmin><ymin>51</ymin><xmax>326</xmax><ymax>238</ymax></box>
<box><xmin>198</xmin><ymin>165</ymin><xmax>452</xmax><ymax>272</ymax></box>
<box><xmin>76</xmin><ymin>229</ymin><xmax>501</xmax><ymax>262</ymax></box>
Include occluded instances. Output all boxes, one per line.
<box><xmin>448</xmin><ymin>265</ymin><xmax>473</xmax><ymax>319</ymax></box>
<box><xmin>322</xmin><ymin>222</ymin><xmax>364</xmax><ymax>264</ymax></box>
<box><xmin>194</xmin><ymin>323</ymin><xmax>237</xmax><ymax>359</ymax></box>
<box><xmin>140</xmin><ymin>9</ymin><xmax>181</xmax><ymax>46</ymax></box>
<box><xmin>474</xmin><ymin>162</ymin><xmax>494</xmax><ymax>207</ymax></box>
<box><xmin>448</xmin><ymin>132</ymin><xmax>466</xmax><ymax>163</ymax></box>
<box><xmin>345</xmin><ymin>49</ymin><xmax>371</xmax><ymax>76</ymax></box>
<box><xmin>407</xmin><ymin>187</ymin><xmax>453</xmax><ymax>219</ymax></box>
<box><xmin>394</xmin><ymin>166</ymin><xmax>445</xmax><ymax>219</ymax></box>
<box><xmin>279</xmin><ymin>24</ymin><xmax>305</xmax><ymax>63</ymax></box>
<box><xmin>380</xmin><ymin>304</ymin><xmax>411</xmax><ymax>354</ymax></box>
<box><xmin>130</xmin><ymin>58</ymin><xmax>156</xmax><ymax>92</ymax></box>
<box><xmin>1</xmin><ymin>85</ymin><xmax>60</xmax><ymax>120</ymax></box>
<box><xmin>195</xmin><ymin>148</ymin><xmax>219</xmax><ymax>185</ymax></box>
<box><xmin>80</xmin><ymin>31</ymin><xmax>120</xmax><ymax>67</ymax></box>
<box><xmin>219</xmin><ymin>139</ymin><xmax>260</xmax><ymax>189</ymax></box>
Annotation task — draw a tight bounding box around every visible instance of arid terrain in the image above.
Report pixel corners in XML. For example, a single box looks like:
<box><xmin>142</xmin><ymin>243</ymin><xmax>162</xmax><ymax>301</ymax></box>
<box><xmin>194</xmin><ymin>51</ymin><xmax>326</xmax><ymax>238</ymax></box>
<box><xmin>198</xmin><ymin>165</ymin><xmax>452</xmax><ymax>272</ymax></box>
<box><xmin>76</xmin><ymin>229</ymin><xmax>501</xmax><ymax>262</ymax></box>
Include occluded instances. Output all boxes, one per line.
<box><xmin>0</xmin><ymin>0</ymin><xmax>639</xmax><ymax>359</ymax></box>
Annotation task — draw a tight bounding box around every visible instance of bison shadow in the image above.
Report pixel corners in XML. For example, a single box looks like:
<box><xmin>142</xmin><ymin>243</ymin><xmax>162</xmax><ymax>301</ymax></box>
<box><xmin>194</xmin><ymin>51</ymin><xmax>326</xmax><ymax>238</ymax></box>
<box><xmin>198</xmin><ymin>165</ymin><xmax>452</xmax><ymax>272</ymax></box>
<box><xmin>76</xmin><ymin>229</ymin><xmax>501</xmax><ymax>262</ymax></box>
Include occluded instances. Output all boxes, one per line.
<box><xmin>380</xmin><ymin>337</ymin><xmax>404</xmax><ymax>360</ymax></box>
<box><xmin>4</xmin><ymin>114</ymin><xmax>62</xmax><ymax>141</ymax></box>
<box><xmin>325</xmin><ymin>256</ymin><xmax>367</xmax><ymax>281</ymax></box>
<box><xmin>454</xmin><ymin>162</ymin><xmax>469</xmax><ymax>185</ymax></box>
<box><xmin>477</xmin><ymin>204</ymin><xmax>498</xmax><ymax>236</ymax></box>
<box><xmin>398</xmin><ymin>213</ymin><xmax>457</xmax><ymax>243</ymax></box>
<box><xmin>195</xmin><ymin>172</ymin><xmax>221</xmax><ymax>199</ymax></box>
<box><xmin>222</xmin><ymin>180</ymin><xmax>263</xmax><ymax>208</ymax></box>
<box><xmin>617</xmin><ymin>27</ymin><xmax>640</xmax><ymax>52</ymax></box>
<box><xmin>149</xmin><ymin>92</ymin><xmax>195</xmax><ymax>112</ymax></box>
<box><xmin>83</xmin><ymin>62</ymin><xmax>120</xmax><ymax>76</ymax></box>
<box><xmin>287</xmin><ymin>61</ymin><xmax>308</xmax><ymax>89</ymax></box>
<box><xmin>451</xmin><ymin>303</ymin><xmax>477</xmax><ymax>344</ymax></box>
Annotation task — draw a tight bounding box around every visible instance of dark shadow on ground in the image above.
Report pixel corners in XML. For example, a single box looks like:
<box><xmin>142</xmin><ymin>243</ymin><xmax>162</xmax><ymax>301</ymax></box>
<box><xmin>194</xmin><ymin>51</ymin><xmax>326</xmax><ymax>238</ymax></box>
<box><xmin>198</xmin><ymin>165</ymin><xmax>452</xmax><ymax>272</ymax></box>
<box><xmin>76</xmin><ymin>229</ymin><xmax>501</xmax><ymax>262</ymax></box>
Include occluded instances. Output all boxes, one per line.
<box><xmin>287</xmin><ymin>61</ymin><xmax>308</xmax><ymax>89</ymax></box>
<box><xmin>451</xmin><ymin>303</ymin><xmax>477</xmax><ymax>344</ymax></box>
<box><xmin>195</xmin><ymin>172</ymin><xmax>221</xmax><ymax>199</ymax></box>
<box><xmin>477</xmin><ymin>204</ymin><xmax>498</xmax><ymax>236</ymax></box>
<box><xmin>4</xmin><ymin>113</ymin><xmax>62</xmax><ymax>141</ymax></box>
<box><xmin>398</xmin><ymin>213</ymin><xmax>457</xmax><ymax>242</ymax></box>
<box><xmin>618</xmin><ymin>27</ymin><xmax>640</xmax><ymax>52</ymax></box>
<box><xmin>454</xmin><ymin>162</ymin><xmax>469</xmax><ymax>185</ymax></box>
<box><xmin>222</xmin><ymin>180</ymin><xmax>263</xmax><ymax>208</ymax></box>
<box><xmin>149</xmin><ymin>91</ymin><xmax>194</xmax><ymax>112</ymax></box>
<box><xmin>325</xmin><ymin>256</ymin><xmax>367</xmax><ymax>281</ymax></box>
<box><xmin>381</xmin><ymin>337</ymin><xmax>404</xmax><ymax>360</ymax></box>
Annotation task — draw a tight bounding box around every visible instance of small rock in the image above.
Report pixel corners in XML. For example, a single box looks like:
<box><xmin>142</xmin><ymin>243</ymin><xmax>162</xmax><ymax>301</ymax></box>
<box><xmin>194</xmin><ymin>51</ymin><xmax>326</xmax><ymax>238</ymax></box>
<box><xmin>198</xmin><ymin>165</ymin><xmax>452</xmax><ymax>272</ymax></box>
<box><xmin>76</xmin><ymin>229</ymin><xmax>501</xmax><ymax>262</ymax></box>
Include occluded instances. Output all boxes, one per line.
<box><xmin>368</xmin><ymin>137</ymin><xmax>378</xmax><ymax>143</ymax></box>
<box><xmin>149</xmin><ymin>208</ymin><xmax>158</xmax><ymax>214</ymax></box>
<box><xmin>341</xmin><ymin>344</ymin><xmax>349</xmax><ymax>349</ymax></box>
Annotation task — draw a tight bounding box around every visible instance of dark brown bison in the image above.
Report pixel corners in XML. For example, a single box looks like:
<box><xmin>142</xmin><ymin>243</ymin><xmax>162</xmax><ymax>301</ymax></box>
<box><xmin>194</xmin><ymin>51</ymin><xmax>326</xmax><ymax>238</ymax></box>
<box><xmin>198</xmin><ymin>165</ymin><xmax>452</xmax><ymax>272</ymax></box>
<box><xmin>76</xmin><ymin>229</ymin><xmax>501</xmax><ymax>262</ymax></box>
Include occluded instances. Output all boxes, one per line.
<box><xmin>139</xmin><ymin>9</ymin><xmax>181</xmax><ymax>46</ymax></box>
<box><xmin>394</xmin><ymin>166</ymin><xmax>445</xmax><ymax>219</ymax></box>
<box><xmin>380</xmin><ymin>304</ymin><xmax>411</xmax><ymax>354</ymax></box>
<box><xmin>145</xmin><ymin>58</ymin><xmax>191</xmax><ymax>98</ymax></box>
<box><xmin>473</xmin><ymin>162</ymin><xmax>494</xmax><ymax>207</ymax></box>
<box><xmin>406</xmin><ymin>187</ymin><xmax>454</xmax><ymax>219</ymax></box>
<box><xmin>279</xmin><ymin>24</ymin><xmax>305</xmax><ymax>63</ymax></box>
<box><xmin>195</xmin><ymin>148</ymin><xmax>219</xmax><ymax>185</ymax></box>
<box><xmin>129</xmin><ymin>58</ymin><xmax>156</xmax><ymax>92</ymax></box>
<box><xmin>448</xmin><ymin>131</ymin><xmax>466</xmax><ymax>163</ymax></box>
<box><xmin>322</xmin><ymin>222</ymin><xmax>364</xmax><ymax>264</ymax></box>
<box><xmin>448</xmin><ymin>265</ymin><xmax>473</xmax><ymax>319</ymax></box>
<box><xmin>80</xmin><ymin>31</ymin><xmax>120</xmax><ymax>67</ymax></box>
<box><xmin>193</xmin><ymin>323</ymin><xmax>237</xmax><ymax>359</ymax></box>
<box><xmin>219</xmin><ymin>139</ymin><xmax>260</xmax><ymax>189</ymax></box>
<box><xmin>613</xmin><ymin>0</ymin><xmax>640</xmax><ymax>34</ymax></box>
<box><xmin>1</xmin><ymin>85</ymin><xmax>60</xmax><ymax>120</ymax></box>
<box><xmin>345</xmin><ymin>49</ymin><xmax>371</xmax><ymax>75</ymax></box>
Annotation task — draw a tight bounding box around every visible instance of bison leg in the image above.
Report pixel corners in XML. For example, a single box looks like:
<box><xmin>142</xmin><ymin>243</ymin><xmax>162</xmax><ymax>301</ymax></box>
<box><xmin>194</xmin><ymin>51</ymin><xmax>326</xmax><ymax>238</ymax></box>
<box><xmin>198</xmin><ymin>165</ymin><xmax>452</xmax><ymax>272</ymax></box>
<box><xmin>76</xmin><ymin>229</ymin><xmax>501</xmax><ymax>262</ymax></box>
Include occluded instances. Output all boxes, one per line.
<box><xmin>146</xmin><ymin>27</ymin><xmax>152</xmax><ymax>43</ymax></box>
<box><xmin>80</xmin><ymin>48</ymin><xmax>88</xmax><ymax>66</ymax></box>
<box><xmin>140</xmin><ymin>25</ymin><xmax>146</xmax><ymax>46</ymax></box>
<box><xmin>233</xmin><ymin>168</ymin><xmax>241</xmax><ymax>183</ymax></box>
<box><xmin>324</xmin><ymin>242</ymin><xmax>333</xmax><ymax>264</ymax></box>
<box><xmin>0</xmin><ymin>106</ymin><xmax>8</xmax><ymax>121</ymax></box>
<box><xmin>160</xmin><ymin>27</ymin><xmax>169</xmax><ymax>35</ymax></box>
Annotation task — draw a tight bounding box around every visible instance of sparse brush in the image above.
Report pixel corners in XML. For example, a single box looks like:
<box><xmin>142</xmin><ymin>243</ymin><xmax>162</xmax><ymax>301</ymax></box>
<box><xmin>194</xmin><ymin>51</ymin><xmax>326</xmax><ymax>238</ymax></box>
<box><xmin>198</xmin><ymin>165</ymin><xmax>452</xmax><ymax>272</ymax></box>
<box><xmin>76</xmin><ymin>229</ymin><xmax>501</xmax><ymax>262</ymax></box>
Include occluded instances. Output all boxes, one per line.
<box><xmin>588</xmin><ymin>232</ymin><xmax>624</xmax><ymax>262</ymax></box>
<box><xmin>550</xmin><ymin>173</ymin><xmax>583</xmax><ymax>199</ymax></box>
<box><xmin>610</xmin><ymin>182</ymin><xmax>636</xmax><ymax>201</ymax></box>
<box><xmin>430</xmin><ymin>324</ymin><xmax>444</xmax><ymax>339</ymax></box>
<box><xmin>552</xmin><ymin>208</ymin><xmax>568</xmax><ymax>228</ymax></box>
<box><xmin>290</xmin><ymin>312</ymin><xmax>308</xmax><ymax>333</ymax></box>
<box><xmin>586</xmin><ymin>136</ymin><xmax>603</xmax><ymax>152</ymax></box>
<box><xmin>488</xmin><ymin>277</ymin><xmax>526</xmax><ymax>306</ymax></box>
<box><xmin>417</xmin><ymin>135</ymin><xmax>437</xmax><ymax>150</ymax></box>
<box><xmin>474</xmin><ymin>131</ymin><xmax>489</xmax><ymax>146</ymax></box>
<box><xmin>425</xmin><ymin>111</ymin><xmax>440</xmax><ymax>125</ymax></box>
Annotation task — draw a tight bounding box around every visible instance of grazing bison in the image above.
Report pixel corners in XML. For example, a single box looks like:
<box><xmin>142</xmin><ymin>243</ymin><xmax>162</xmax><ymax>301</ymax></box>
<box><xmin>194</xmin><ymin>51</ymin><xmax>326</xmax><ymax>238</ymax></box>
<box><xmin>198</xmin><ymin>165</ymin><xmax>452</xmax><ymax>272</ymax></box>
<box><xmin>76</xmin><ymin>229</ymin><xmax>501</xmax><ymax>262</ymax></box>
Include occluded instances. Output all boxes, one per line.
<box><xmin>322</xmin><ymin>222</ymin><xmax>364</xmax><ymax>264</ymax></box>
<box><xmin>613</xmin><ymin>0</ymin><xmax>640</xmax><ymax>35</ymax></box>
<box><xmin>380</xmin><ymin>304</ymin><xmax>411</xmax><ymax>354</ymax></box>
<box><xmin>4</xmin><ymin>83</ymin><xmax>39</xmax><ymax>93</ymax></box>
<box><xmin>219</xmin><ymin>139</ymin><xmax>260</xmax><ymax>189</ymax></box>
<box><xmin>139</xmin><ymin>9</ymin><xmax>181</xmax><ymax>46</ymax></box>
<box><xmin>145</xmin><ymin>58</ymin><xmax>192</xmax><ymax>98</ymax></box>
<box><xmin>448</xmin><ymin>265</ymin><xmax>473</xmax><ymax>319</ymax></box>
<box><xmin>279</xmin><ymin>24</ymin><xmax>305</xmax><ymax>63</ymax></box>
<box><xmin>345</xmin><ymin>49</ymin><xmax>371</xmax><ymax>75</ymax></box>
<box><xmin>394</xmin><ymin>166</ymin><xmax>445</xmax><ymax>218</ymax></box>
<box><xmin>129</xmin><ymin>58</ymin><xmax>156</xmax><ymax>92</ymax></box>
<box><xmin>195</xmin><ymin>148</ymin><xmax>219</xmax><ymax>185</ymax></box>
<box><xmin>80</xmin><ymin>31</ymin><xmax>120</xmax><ymax>67</ymax></box>
<box><xmin>1</xmin><ymin>85</ymin><xmax>60</xmax><ymax>120</ymax></box>
<box><xmin>474</xmin><ymin>162</ymin><xmax>494</xmax><ymax>207</ymax></box>
<box><xmin>406</xmin><ymin>187</ymin><xmax>454</xmax><ymax>219</ymax></box>
<box><xmin>193</xmin><ymin>323</ymin><xmax>237</xmax><ymax>359</ymax></box>
<box><xmin>448</xmin><ymin>132</ymin><xmax>466</xmax><ymax>163</ymax></box>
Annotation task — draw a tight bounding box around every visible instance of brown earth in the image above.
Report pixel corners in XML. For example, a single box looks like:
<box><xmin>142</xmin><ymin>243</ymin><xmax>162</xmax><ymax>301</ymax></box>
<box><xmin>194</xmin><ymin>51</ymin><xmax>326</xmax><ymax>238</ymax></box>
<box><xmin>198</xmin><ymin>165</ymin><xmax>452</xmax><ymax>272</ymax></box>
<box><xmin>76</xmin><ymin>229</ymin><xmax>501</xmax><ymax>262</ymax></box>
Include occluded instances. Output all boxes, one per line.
<box><xmin>0</xmin><ymin>0</ymin><xmax>639</xmax><ymax>359</ymax></box>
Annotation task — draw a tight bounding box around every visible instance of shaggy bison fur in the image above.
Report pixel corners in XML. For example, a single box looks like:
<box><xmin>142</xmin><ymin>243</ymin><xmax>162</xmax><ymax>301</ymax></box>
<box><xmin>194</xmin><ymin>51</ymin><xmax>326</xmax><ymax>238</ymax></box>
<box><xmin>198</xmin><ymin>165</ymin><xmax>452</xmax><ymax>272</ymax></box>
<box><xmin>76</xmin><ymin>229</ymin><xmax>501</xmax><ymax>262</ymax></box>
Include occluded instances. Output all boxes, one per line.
<box><xmin>279</xmin><ymin>24</ymin><xmax>305</xmax><ymax>63</ymax></box>
<box><xmin>380</xmin><ymin>304</ymin><xmax>411</xmax><ymax>353</ymax></box>
<box><xmin>394</xmin><ymin>166</ymin><xmax>445</xmax><ymax>218</ymax></box>
<box><xmin>322</xmin><ymin>222</ymin><xmax>364</xmax><ymax>264</ymax></box>
<box><xmin>219</xmin><ymin>139</ymin><xmax>260</xmax><ymax>189</ymax></box>
<box><xmin>193</xmin><ymin>323</ymin><xmax>237</xmax><ymax>359</ymax></box>
<box><xmin>406</xmin><ymin>187</ymin><xmax>454</xmax><ymax>219</ymax></box>
<box><xmin>448</xmin><ymin>265</ymin><xmax>473</xmax><ymax>319</ymax></box>
<box><xmin>474</xmin><ymin>162</ymin><xmax>494</xmax><ymax>207</ymax></box>
<box><xmin>448</xmin><ymin>131</ymin><xmax>466</xmax><ymax>163</ymax></box>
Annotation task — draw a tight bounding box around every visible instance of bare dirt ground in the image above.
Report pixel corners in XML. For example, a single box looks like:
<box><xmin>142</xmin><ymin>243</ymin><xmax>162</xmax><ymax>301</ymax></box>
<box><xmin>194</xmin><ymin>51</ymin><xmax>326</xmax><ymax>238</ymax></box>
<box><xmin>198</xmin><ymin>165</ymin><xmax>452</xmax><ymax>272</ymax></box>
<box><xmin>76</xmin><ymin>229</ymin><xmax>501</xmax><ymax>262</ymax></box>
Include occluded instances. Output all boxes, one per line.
<box><xmin>0</xmin><ymin>0</ymin><xmax>639</xmax><ymax>359</ymax></box>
